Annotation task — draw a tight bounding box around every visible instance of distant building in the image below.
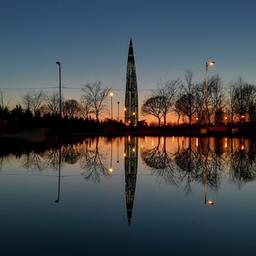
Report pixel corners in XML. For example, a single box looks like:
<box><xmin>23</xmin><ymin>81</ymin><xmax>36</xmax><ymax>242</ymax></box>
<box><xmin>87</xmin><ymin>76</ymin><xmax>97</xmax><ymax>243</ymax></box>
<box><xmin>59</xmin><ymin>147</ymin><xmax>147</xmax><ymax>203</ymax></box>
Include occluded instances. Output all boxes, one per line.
<box><xmin>125</xmin><ymin>39</ymin><xmax>138</xmax><ymax>126</ymax></box>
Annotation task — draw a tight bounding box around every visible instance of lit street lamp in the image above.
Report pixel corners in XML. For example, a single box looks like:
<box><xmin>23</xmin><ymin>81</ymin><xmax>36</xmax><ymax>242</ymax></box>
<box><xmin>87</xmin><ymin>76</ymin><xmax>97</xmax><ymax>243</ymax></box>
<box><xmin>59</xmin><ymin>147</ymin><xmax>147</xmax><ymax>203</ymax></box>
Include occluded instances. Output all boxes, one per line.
<box><xmin>204</xmin><ymin>60</ymin><xmax>216</xmax><ymax>124</ymax></box>
<box><xmin>56</xmin><ymin>61</ymin><xmax>62</xmax><ymax>117</ymax></box>
<box><xmin>240</xmin><ymin>114</ymin><xmax>245</xmax><ymax>123</ymax></box>
<box><xmin>117</xmin><ymin>101</ymin><xmax>120</xmax><ymax>121</ymax></box>
<box><xmin>110</xmin><ymin>92</ymin><xmax>114</xmax><ymax>120</ymax></box>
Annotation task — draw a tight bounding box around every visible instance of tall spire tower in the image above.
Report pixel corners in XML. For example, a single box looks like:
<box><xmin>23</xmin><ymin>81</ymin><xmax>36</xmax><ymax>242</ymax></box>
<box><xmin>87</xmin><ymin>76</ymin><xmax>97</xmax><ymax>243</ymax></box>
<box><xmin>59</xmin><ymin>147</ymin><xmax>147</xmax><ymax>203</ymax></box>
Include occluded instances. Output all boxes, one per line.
<box><xmin>125</xmin><ymin>39</ymin><xmax>138</xmax><ymax>126</ymax></box>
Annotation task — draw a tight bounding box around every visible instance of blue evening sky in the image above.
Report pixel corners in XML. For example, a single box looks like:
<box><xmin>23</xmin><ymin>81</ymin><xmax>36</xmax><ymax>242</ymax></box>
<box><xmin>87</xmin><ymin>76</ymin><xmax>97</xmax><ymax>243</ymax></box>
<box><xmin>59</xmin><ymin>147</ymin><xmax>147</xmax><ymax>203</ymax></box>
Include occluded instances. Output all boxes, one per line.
<box><xmin>0</xmin><ymin>0</ymin><xmax>256</xmax><ymax>105</ymax></box>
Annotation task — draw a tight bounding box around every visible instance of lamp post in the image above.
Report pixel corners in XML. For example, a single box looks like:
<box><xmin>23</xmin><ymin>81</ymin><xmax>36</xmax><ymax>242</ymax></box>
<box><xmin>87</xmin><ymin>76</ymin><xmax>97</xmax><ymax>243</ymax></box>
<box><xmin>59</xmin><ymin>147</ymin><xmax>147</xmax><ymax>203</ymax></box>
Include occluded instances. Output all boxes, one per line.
<box><xmin>109</xmin><ymin>138</ymin><xmax>113</xmax><ymax>173</ymax></box>
<box><xmin>204</xmin><ymin>174</ymin><xmax>215</xmax><ymax>206</ymax></box>
<box><xmin>110</xmin><ymin>92</ymin><xmax>114</xmax><ymax>120</ymax></box>
<box><xmin>124</xmin><ymin>108</ymin><xmax>127</xmax><ymax>124</ymax></box>
<box><xmin>55</xmin><ymin>147</ymin><xmax>61</xmax><ymax>203</ymax></box>
<box><xmin>203</xmin><ymin>138</ymin><xmax>214</xmax><ymax>206</ymax></box>
<box><xmin>117</xmin><ymin>137</ymin><xmax>120</xmax><ymax>163</ymax></box>
<box><xmin>117</xmin><ymin>101</ymin><xmax>120</xmax><ymax>121</ymax></box>
<box><xmin>204</xmin><ymin>60</ymin><xmax>216</xmax><ymax>124</ymax></box>
<box><xmin>56</xmin><ymin>61</ymin><xmax>62</xmax><ymax>117</ymax></box>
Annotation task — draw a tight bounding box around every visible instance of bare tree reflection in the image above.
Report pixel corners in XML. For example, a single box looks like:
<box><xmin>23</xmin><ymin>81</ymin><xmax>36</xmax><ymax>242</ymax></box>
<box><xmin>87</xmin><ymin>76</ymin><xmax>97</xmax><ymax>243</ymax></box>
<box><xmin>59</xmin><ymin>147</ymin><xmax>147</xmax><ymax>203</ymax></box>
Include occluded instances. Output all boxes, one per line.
<box><xmin>80</xmin><ymin>137</ymin><xmax>109</xmax><ymax>183</ymax></box>
<box><xmin>42</xmin><ymin>148</ymin><xmax>61</xmax><ymax>171</ymax></box>
<box><xmin>21</xmin><ymin>151</ymin><xmax>48</xmax><ymax>172</ymax></box>
<box><xmin>230</xmin><ymin>139</ymin><xmax>256</xmax><ymax>187</ymax></box>
<box><xmin>141</xmin><ymin>137</ymin><xmax>179</xmax><ymax>186</ymax></box>
<box><xmin>174</xmin><ymin>137</ymin><xmax>197</xmax><ymax>194</ymax></box>
<box><xmin>175</xmin><ymin>137</ymin><xmax>222</xmax><ymax>196</ymax></box>
<box><xmin>62</xmin><ymin>144</ymin><xmax>81</xmax><ymax>164</ymax></box>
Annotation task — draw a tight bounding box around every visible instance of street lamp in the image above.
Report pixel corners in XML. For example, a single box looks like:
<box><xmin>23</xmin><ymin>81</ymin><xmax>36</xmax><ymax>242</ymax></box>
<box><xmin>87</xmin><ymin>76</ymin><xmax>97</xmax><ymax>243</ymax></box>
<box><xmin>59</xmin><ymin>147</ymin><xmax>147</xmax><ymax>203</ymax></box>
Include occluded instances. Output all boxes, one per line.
<box><xmin>204</xmin><ymin>59</ymin><xmax>216</xmax><ymax>124</ymax></box>
<box><xmin>56</xmin><ymin>61</ymin><xmax>62</xmax><ymax>117</ymax></box>
<box><xmin>117</xmin><ymin>101</ymin><xmax>120</xmax><ymax>121</ymax></box>
<box><xmin>110</xmin><ymin>92</ymin><xmax>114</xmax><ymax>120</ymax></box>
<box><xmin>240</xmin><ymin>114</ymin><xmax>245</xmax><ymax>123</ymax></box>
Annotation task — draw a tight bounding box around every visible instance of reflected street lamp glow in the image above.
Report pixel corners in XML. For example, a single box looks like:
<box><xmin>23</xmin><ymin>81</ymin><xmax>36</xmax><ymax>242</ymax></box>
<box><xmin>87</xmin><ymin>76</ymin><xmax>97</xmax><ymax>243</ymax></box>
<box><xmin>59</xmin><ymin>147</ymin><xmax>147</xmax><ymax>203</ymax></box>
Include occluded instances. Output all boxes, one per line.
<box><xmin>207</xmin><ymin>199</ymin><xmax>215</xmax><ymax>206</ymax></box>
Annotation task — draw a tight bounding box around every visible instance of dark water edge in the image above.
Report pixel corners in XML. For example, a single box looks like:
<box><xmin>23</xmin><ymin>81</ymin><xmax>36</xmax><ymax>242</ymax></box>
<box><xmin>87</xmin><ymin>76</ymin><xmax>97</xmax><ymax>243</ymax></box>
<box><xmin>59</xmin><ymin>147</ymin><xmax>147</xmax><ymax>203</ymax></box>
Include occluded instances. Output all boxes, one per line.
<box><xmin>0</xmin><ymin>135</ymin><xmax>87</xmax><ymax>157</ymax></box>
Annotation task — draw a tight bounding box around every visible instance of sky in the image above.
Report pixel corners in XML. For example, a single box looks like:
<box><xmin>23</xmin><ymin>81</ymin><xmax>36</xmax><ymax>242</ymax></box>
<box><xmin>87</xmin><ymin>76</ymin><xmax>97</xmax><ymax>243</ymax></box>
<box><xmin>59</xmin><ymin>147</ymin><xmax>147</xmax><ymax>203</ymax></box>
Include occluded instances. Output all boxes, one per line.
<box><xmin>1</xmin><ymin>0</ymin><xmax>256</xmax><ymax>112</ymax></box>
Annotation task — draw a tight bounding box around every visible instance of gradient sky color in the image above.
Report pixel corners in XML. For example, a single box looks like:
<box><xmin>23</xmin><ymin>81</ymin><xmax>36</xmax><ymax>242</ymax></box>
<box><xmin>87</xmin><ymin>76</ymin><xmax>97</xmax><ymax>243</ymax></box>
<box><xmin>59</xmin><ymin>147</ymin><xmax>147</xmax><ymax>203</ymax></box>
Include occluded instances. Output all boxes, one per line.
<box><xmin>1</xmin><ymin>0</ymin><xmax>256</xmax><ymax>109</ymax></box>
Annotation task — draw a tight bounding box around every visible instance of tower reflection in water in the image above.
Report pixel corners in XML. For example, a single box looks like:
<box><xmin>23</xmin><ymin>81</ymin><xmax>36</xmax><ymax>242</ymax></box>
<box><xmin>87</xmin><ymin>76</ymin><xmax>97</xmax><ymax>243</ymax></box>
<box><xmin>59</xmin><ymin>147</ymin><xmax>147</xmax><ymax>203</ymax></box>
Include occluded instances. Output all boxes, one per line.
<box><xmin>124</xmin><ymin>136</ymin><xmax>138</xmax><ymax>225</ymax></box>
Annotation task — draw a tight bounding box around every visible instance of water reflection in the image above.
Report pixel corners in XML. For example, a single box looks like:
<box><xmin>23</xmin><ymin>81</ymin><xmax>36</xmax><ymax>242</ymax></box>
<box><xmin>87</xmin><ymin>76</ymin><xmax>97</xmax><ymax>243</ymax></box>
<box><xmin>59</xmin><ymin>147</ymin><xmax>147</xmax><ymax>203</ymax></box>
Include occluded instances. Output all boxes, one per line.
<box><xmin>2</xmin><ymin>137</ymin><xmax>256</xmax><ymax>255</ymax></box>
<box><xmin>141</xmin><ymin>137</ymin><xmax>178</xmax><ymax>186</ymax></box>
<box><xmin>124</xmin><ymin>136</ymin><xmax>138</xmax><ymax>225</ymax></box>
<box><xmin>55</xmin><ymin>147</ymin><xmax>61</xmax><ymax>203</ymax></box>
<box><xmin>2</xmin><ymin>136</ymin><xmax>256</xmax><ymax>219</ymax></box>
<box><xmin>80</xmin><ymin>137</ymin><xmax>110</xmax><ymax>182</ymax></box>
<box><xmin>230</xmin><ymin>139</ymin><xmax>256</xmax><ymax>187</ymax></box>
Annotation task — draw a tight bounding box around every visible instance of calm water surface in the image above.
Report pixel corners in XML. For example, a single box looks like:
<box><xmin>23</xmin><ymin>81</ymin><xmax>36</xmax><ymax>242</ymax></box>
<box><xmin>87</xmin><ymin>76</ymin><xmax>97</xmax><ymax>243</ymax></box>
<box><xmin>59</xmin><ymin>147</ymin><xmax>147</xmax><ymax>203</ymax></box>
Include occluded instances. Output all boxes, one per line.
<box><xmin>1</xmin><ymin>136</ymin><xmax>256</xmax><ymax>256</ymax></box>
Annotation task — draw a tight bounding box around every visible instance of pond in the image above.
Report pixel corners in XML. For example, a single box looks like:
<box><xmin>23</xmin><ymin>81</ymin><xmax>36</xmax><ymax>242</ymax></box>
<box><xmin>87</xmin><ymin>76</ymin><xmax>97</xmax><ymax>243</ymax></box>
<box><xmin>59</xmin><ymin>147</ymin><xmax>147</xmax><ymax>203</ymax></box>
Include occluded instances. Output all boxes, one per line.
<box><xmin>1</xmin><ymin>136</ymin><xmax>256</xmax><ymax>256</ymax></box>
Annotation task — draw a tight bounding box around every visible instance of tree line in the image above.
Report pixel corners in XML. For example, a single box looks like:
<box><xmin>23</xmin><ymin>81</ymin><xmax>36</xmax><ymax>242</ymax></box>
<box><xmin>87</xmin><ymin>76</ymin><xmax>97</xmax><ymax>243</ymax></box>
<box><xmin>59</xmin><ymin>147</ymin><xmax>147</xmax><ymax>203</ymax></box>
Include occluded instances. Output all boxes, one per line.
<box><xmin>141</xmin><ymin>71</ymin><xmax>256</xmax><ymax>126</ymax></box>
<box><xmin>13</xmin><ymin>81</ymin><xmax>111</xmax><ymax>121</ymax></box>
<box><xmin>1</xmin><ymin>72</ymin><xmax>256</xmax><ymax>129</ymax></box>
<box><xmin>0</xmin><ymin>81</ymin><xmax>122</xmax><ymax>134</ymax></box>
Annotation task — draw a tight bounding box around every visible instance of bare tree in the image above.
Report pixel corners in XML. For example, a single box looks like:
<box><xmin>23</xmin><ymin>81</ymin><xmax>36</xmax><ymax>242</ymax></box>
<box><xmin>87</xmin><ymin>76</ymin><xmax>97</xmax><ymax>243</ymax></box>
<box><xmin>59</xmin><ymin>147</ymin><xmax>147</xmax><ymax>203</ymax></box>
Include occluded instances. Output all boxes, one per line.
<box><xmin>226</xmin><ymin>84</ymin><xmax>236</xmax><ymax>124</ymax></box>
<box><xmin>174</xmin><ymin>98</ymin><xmax>183</xmax><ymax>124</ymax></box>
<box><xmin>22</xmin><ymin>93</ymin><xmax>32</xmax><ymax>111</ymax></box>
<box><xmin>141</xmin><ymin>96</ymin><xmax>164</xmax><ymax>126</ymax></box>
<box><xmin>63</xmin><ymin>99</ymin><xmax>80</xmax><ymax>118</ymax></box>
<box><xmin>175</xmin><ymin>93</ymin><xmax>196</xmax><ymax>125</ymax></box>
<box><xmin>194</xmin><ymin>83</ymin><xmax>204</xmax><ymax>123</ymax></box>
<box><xmin>176</xmin><ymin>70</ymin><xmax>197</xmax><ymax>125</ymax></box>
<box><xmin>22</xmin><ymin>91</ymin><xmax>45</xmax><ymax>115</ymax></box>
<box><xmin>45</xmin><ymin>92</ymin><xmax>61</xmax><ymax>115</ymax></box>
<box><xmin>153</xmin><ymin>79</ymin><xmax>180</xmax><ymax>126</ymax></box>
<box><xmin>81</xmin><ymin>82</ymin><xmax>110</xmax><ymax>122</ymax></box>
<box><xmin>80</xmin><ymin>96</ymin><xmax>92</xmax><ymax>119</ymax></box>
<box><xmin>208</xmin><ymin>75</ymin><xmax>225</xmax><ymax>124</ymax></box>
<box><xmin>230</xmin><ymin>78</ymin><xmax>256</xmax><ymax>122</ymax></box>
